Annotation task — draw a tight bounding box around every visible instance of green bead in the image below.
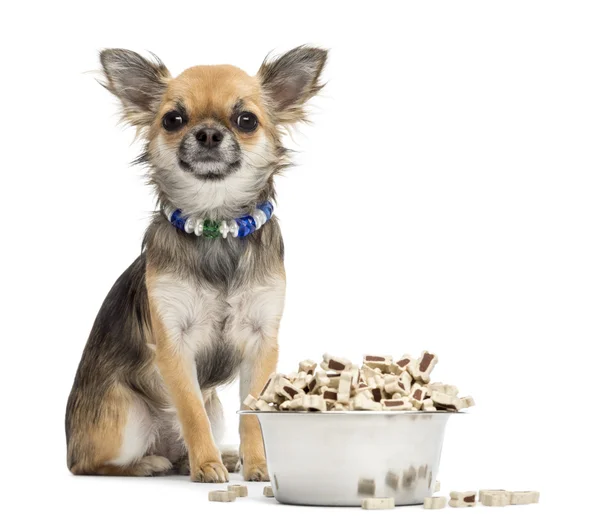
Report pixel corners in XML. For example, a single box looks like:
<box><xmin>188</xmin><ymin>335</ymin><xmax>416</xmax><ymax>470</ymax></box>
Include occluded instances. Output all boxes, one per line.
<box><xmin>202</xmin><ymin>220</ymin><xmax>221</xmax><ymax>239</ymax></box>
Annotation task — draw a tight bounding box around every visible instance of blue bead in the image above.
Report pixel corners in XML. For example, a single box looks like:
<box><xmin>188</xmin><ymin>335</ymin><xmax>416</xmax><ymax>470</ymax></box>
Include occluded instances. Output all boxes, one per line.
<box><xmin>170</xmin><ymin>209</ymin><xmax>187</xmax><ymax>232</ymax></box>
<box><xmin>236</xmin><ymin>215</ymin><xmax>256</xmax><ymax>237</ymax></box>
<box><xmin>257</xmin><ymin>201</ymin><xmax>273</xmax><ymax>220</ymax></box>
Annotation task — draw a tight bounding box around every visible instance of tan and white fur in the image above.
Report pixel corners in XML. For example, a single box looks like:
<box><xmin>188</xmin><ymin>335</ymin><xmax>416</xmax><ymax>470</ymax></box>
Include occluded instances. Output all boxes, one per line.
<box><xmin>65</xmin><ymin>46</ymin><xmax>327</xmax><ymax>482</ymax></box>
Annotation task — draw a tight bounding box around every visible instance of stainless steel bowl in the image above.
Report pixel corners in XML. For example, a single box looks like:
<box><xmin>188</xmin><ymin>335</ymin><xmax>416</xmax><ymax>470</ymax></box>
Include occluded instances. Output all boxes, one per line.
<box><xmin>239</xmin><ymin>410</ymin><xmax>459</xmax><ymax>506</ymax></box>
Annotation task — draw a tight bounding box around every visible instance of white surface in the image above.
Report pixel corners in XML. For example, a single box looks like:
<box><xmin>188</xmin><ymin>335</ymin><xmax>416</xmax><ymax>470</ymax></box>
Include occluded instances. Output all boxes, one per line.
<box><xmin>1</xmin><ymin>0</ymin><xmax>598</xmax><ymax>523</ymax></box>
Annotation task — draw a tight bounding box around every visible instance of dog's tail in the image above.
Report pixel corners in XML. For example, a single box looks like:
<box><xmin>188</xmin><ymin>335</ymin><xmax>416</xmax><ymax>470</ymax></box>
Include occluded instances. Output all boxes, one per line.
<box><xmin>220</xmin><ymin>444</ymin><xmax>241</xmax><ymax>473</ymax></box>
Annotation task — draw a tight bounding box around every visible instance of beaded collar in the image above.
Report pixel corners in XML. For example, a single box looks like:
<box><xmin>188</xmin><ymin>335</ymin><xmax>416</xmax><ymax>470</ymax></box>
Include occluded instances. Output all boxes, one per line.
<box><xmin>163</xmin><ymin>202</ymin><xmax>274</xmax><ymax>239</ymax></box>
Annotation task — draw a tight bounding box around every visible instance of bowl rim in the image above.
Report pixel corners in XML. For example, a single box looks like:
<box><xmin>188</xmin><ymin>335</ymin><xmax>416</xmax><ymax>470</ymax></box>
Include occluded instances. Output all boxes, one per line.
<box><xmin>237</xmin><ymin>410</ymin><xmax>465</xmax><ymax>416</ymax></box>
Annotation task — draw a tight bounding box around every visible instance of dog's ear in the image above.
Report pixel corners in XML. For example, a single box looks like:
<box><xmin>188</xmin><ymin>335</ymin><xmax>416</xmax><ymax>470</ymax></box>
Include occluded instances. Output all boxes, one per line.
<box><xmin>99</xmin><ymin>49</ymin><xmax>171</xmax><ymax>128</ymax></box>
<box><xmin>258</xmin><ymin>45</ymin><xmax>328</xmax><ymax>125</ymax></box>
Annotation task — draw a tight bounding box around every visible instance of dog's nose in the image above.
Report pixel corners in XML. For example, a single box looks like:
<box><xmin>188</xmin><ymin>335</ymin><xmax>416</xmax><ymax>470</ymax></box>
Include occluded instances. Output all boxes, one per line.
<box><xmin>195</xmin><ymin>128</ymin><xmax>223</xmax><ymax>149</ymax></box>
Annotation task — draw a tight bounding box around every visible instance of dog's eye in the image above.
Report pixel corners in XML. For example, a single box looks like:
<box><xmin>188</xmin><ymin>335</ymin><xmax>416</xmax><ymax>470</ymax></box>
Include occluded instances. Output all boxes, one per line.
<box><xmin>162</xmin><ymin>111</ymin><xmax>185</xmax><ymax>132</ymax></box>
<box><xmin>235</xmin><ymin>112</ymin><xmax>258</xmax><ymax>132</ymax></box>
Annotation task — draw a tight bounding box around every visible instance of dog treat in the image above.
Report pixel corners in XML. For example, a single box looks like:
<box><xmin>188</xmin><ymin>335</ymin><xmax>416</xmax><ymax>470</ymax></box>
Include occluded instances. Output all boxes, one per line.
<box><xmin>292</xmin><ymin>372</ymin><xmax>308</xmax><ymax>390</ymax></box>
<box><xmin>434</xmin><ymin>480</ymin><xmax>441</xmax><ymax>492</ymax></box>
<box><xmin>481</xmin><ymin>491</ymin><xmax>511</xmax><ymax>507</ymax></box>
<box><xmin>431</xmin><ymin>391</ymin><xmax>462</xmax><ymax>411</ymax></box>
<box><xmin>363</xmin><ymin>355</ymin><xmax>393</xmax><ymax>372</ymax></box>
<box><xmin>409</xmin><ymin>383</ymin><xmax>427</xmax><ymax>408</ymax></box>
<box><xmin>460</xmin><ymin>396</ymin><xmax>476</xmax><ymax>409</ymax></box>
<box><xmin>510</xmin><ymin>491</ymin><xmax>540</xmax><ymax>505</ymax></box>
<box><xmin>479</xmin><ymin>489</ymin><xmax>507</xmax><ymax>501</ymax></box>
<box><xmin>449</xmin><ymin>491</ymin><xmax>477</xmax><ymax>507</ymax></box>
<box><xmin>208</xmin><ymin>490</ymin><xmax>236</xmax><ymax>502</ymax></box>
<box><xmin>274</xmin><ymin>376</ymin><xmax>303</xmax><ymax>400</ymax></box>
<box><xmin>353</xmin><ymin>391</ymin><xmax>382</xmax><ymax>410</ymax></box>
<box><xmin>397</xmin><ymin>371</ymin><xmax>413</xmax><ymax>394</ymax></box>
<box><xmin>255</xmin><ymin>399</ymin><xmax>276</xmax><ymax>411</ymax></box>
<box><xmin>337</xmin><ymin>371</ymin><xmax>353</xmax><ymax>403</ymax></box>
<box><xmin>259</xmin><ymin>374</ymin><xmax>280</xmax><ymax>404</ymax></box>
<box><xmin>304</xmin><ymin>394</ymin><xmax>327</xmax><ymax>411</ymax></box>
<box><xmin>357</xmin><ymin>478</ymin><xmax>376</xmax><ymax>496</ymax></box>
<box><xmin>227</xmin><ymin>485</ymin><xmax>248</xmax><ymax>498</ymax></box>
<box><xmin>382</xmin><ymin>398</ymin><xmax>412</xmax><ymax>411</ymax></box>
<box><xmin>248</xmin><ymin>352</ymin><xmax>473</xmax><ymax>412</ymax></box>
<box><xmin>322</xmin><ymin>388</ymin><xmax>338</xmax><ymax>406</ymax></box>
<box><xmin>424</xmin><ymin>496</ymin><xmax>447</xmax><ymax>509</ymax></box>
<box><xmin>422</xmin><ymin>398</ymin><xmax>436</xmax><ymax>411</ymax></box>
<box><xmin>361</xmin><ymin>497</ymin><xmax>395</xmax><ymax>510</ymax></box>
<box><xmin>305</xmin><ymin>375</ymin><xmax>317</xmax><ymax>393</ymax></box>
<box><xmin>409</xmin><ymin>351</ymin><xmax>438</xmax><ymax>383</ymax></box>
<box><xmin>394</xmin><ymin>354</ymin><xmax>414</xmax><ymax>373</ymax></box>
<box><xmin>298</xmin><ymin>359</ymin><xmax>317</xmax><ymax>375</ymax></box>
<box><xmin>243</xmin><ymin>394</ymin><xmax>258</xmax><ymax>410</ymax></box>
<box><xmin>428</xmin><ymin>383</ymin><xmax>459</xmax><ymax>397</ymax></box>
<box><xmin>321</xmin><ymin>354</ymin><xmax>352</xmax><ymax>372</ymax></box>
<box><xmin>263</xmin><ymin>486</ymin><xmax>274</xmax><ymax>497</ymax></box>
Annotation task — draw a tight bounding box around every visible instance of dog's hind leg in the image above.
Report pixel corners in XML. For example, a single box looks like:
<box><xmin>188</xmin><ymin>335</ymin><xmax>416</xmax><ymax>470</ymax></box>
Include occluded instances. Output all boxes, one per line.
<box><xmin>67</xmin><ymin>384</ymin><xmax>171</xmax><ymax>476</ymax></box>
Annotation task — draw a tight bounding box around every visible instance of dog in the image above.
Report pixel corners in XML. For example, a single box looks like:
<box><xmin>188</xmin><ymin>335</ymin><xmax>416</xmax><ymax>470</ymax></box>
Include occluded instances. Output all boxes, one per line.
<box><xmin>65</xmin><ymin>45</ymin><xmax>327</xmax><ymax>482</ymax></box>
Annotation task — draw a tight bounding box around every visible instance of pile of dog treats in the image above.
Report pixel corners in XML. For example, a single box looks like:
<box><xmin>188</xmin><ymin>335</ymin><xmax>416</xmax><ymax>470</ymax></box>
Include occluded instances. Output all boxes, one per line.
<box><xmin>243</xmin><ymin>352</ymin><xmax>475</xmax><ymax>412</ymax></box>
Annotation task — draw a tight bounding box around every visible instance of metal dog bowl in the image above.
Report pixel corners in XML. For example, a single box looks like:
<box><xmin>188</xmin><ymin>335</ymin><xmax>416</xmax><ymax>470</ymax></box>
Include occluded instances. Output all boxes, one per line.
<box><xmin>239</xmin><ymin>410</ymin><xmax>459</xmax><ymax>506</ymax></box>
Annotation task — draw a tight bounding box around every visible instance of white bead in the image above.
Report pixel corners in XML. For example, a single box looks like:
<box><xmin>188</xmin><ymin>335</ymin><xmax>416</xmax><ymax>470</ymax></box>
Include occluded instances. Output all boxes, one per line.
<box><xmin>252</xmin><ymin>209</ymin><xmax>267</xmax><ymax>229</ymax></box>
<box><xmin>220</xmin><ymin>220</ymin><xmax>229</xmax><ymax>239</ymax></box>
<box><xmin>164</xmin><ymin>206</ymin><xmax>175</xmax><ymax>222</ymax></box>
<box><xmin>194</xmin><ymin>219</ymin><xmax>203</xmax><ymax>236</ymax></box>
<box><xmin>184</xmin><ymin>217</ymin><xmax>195</xmax><ymax>234</ymax></box>
<box><xmin>229</xmin><ymin>219</ymin><xmax>239</xmax><ymax>238</ymax></box>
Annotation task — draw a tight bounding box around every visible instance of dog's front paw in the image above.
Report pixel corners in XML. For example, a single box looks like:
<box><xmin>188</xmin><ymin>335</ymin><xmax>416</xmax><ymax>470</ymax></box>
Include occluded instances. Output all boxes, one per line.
<box><xmin>191</xmin><ymin>461</ymin><xmax>229</xmax><ymax>483</ymax></box>
<box><xmin>243</xmin><ymin>461</ymin><xmax>269</xmax><ymax>482</ymax></box>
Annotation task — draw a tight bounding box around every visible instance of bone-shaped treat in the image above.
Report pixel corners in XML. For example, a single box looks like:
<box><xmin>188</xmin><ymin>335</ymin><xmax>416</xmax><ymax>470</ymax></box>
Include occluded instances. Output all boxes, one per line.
<box><xmin>424</xmin><ymin>496</ymin><xmax>447</xmax><ymax>509</ymax></box>
<box><xmin>509</xmin><ymin>491</ymin><xmax>540</xmax><ymax>505</ymax></box>
<box><xmin>409</xmin><ymin>351</ymin><xmax>438</xmax><ymax>383</ymax></box>
<box><xmin>298</xmin><ymin>359</ymin><xmax>317</xmax><ymax>375</ymax></box>
<box><xmin>321</xmin><ymin>353</ymin><xmax>353</xmax><ymax>372</ymax></box>
<box><xmin>449</xmin><ymin>491</ymin><xmax>477</xmax><ymax>507</ymax></box>
<box><xmin>480</xmin><ymin>490</ymin><xmax>511</xmax><ymax>507</ymax></box>
<box><xmin>208</xmin><ymin>490</ymin><xmax>236</xmax><ymax>502</ymax></box>
<box><xmin>361</xmin><ymin>498</ymin><xmax>395</xmax><ymax>510</ymax></box>
<box><xmin>227</xmin><ymin>485</ymin><xmax>248</xmax><ymax>498</ymax></box>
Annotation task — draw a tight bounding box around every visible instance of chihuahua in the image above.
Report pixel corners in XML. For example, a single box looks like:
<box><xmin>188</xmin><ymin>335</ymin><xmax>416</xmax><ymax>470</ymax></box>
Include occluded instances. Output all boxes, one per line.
<box><xmin>65</xmin><ymin>46</ymin><xmax>327</xmax><ymax>482</ymax></box>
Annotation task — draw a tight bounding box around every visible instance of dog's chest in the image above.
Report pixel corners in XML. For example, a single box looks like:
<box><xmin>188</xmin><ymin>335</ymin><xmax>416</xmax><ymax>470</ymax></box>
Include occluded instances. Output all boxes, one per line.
<box><xmin>150</xmin><ymin>272</ymin><xmax>285</xmax><ymax>387</ymax></box>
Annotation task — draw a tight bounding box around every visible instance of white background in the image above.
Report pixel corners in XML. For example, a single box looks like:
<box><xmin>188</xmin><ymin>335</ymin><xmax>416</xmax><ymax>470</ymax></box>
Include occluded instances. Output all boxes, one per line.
<box><xmin>1</xmin><ymin>0</ymin><xmax>598</xmax><ymax>524</ymax></box>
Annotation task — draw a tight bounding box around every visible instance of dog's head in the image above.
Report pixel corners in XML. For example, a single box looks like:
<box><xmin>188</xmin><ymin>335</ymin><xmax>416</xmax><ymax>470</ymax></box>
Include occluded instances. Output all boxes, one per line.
<box><xmin>99</xmin><ymin>46</ymin><xmax>327</xmax><ymax>218</ymax></box>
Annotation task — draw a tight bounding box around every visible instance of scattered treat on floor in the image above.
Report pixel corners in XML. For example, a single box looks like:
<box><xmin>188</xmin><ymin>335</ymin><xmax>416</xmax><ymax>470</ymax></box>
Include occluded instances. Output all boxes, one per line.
<box><xmin>361</xmin><ymin>497</ymin><xmax>395</xmax><ymax>510</ymax></box>
<box><xmin>245</xmin><ymin>353</ymin><xmax>474</xmax><ymax>412</ymax></box>
<box><xmin>424</xmin><ymin>496</ymin><xmax>447</xmax><ymax>509</ymax></box>
<box><xmin>510</xmin><ymin>491</ymin><xmax>540</xmax><ymax>505</ymax></box>
<box><xmin>227</xmin><ymin>485</ymin><xmax>248</xmax><ymax>498</ymax></box>
<box><xmin>449</xmin><ymin>491</ymin><xmax>477</xmax><ymax>507</ymax></box>
<box><xmin>208</xmin><ymin>490</ymin><xmax>236</xmax><ymax>503</ymax></box>
<box><xmin>481</xmin><ymin>491</ymin><xmax>511</xmax><ymax>507</ymax></box>
<box><xmin>263</xmin><ymin>486</ymin><xmax>274</xmax><ymax>498</ymax></box>
<box><xmin>357</xmin><ymin>478</ymin><xmax>376</xmax><ymax>496</ymax></box>
<box><xmin>479</xmin><ymin>489</ymin><xmax>508</xmax><ymax>501</ymax></box>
